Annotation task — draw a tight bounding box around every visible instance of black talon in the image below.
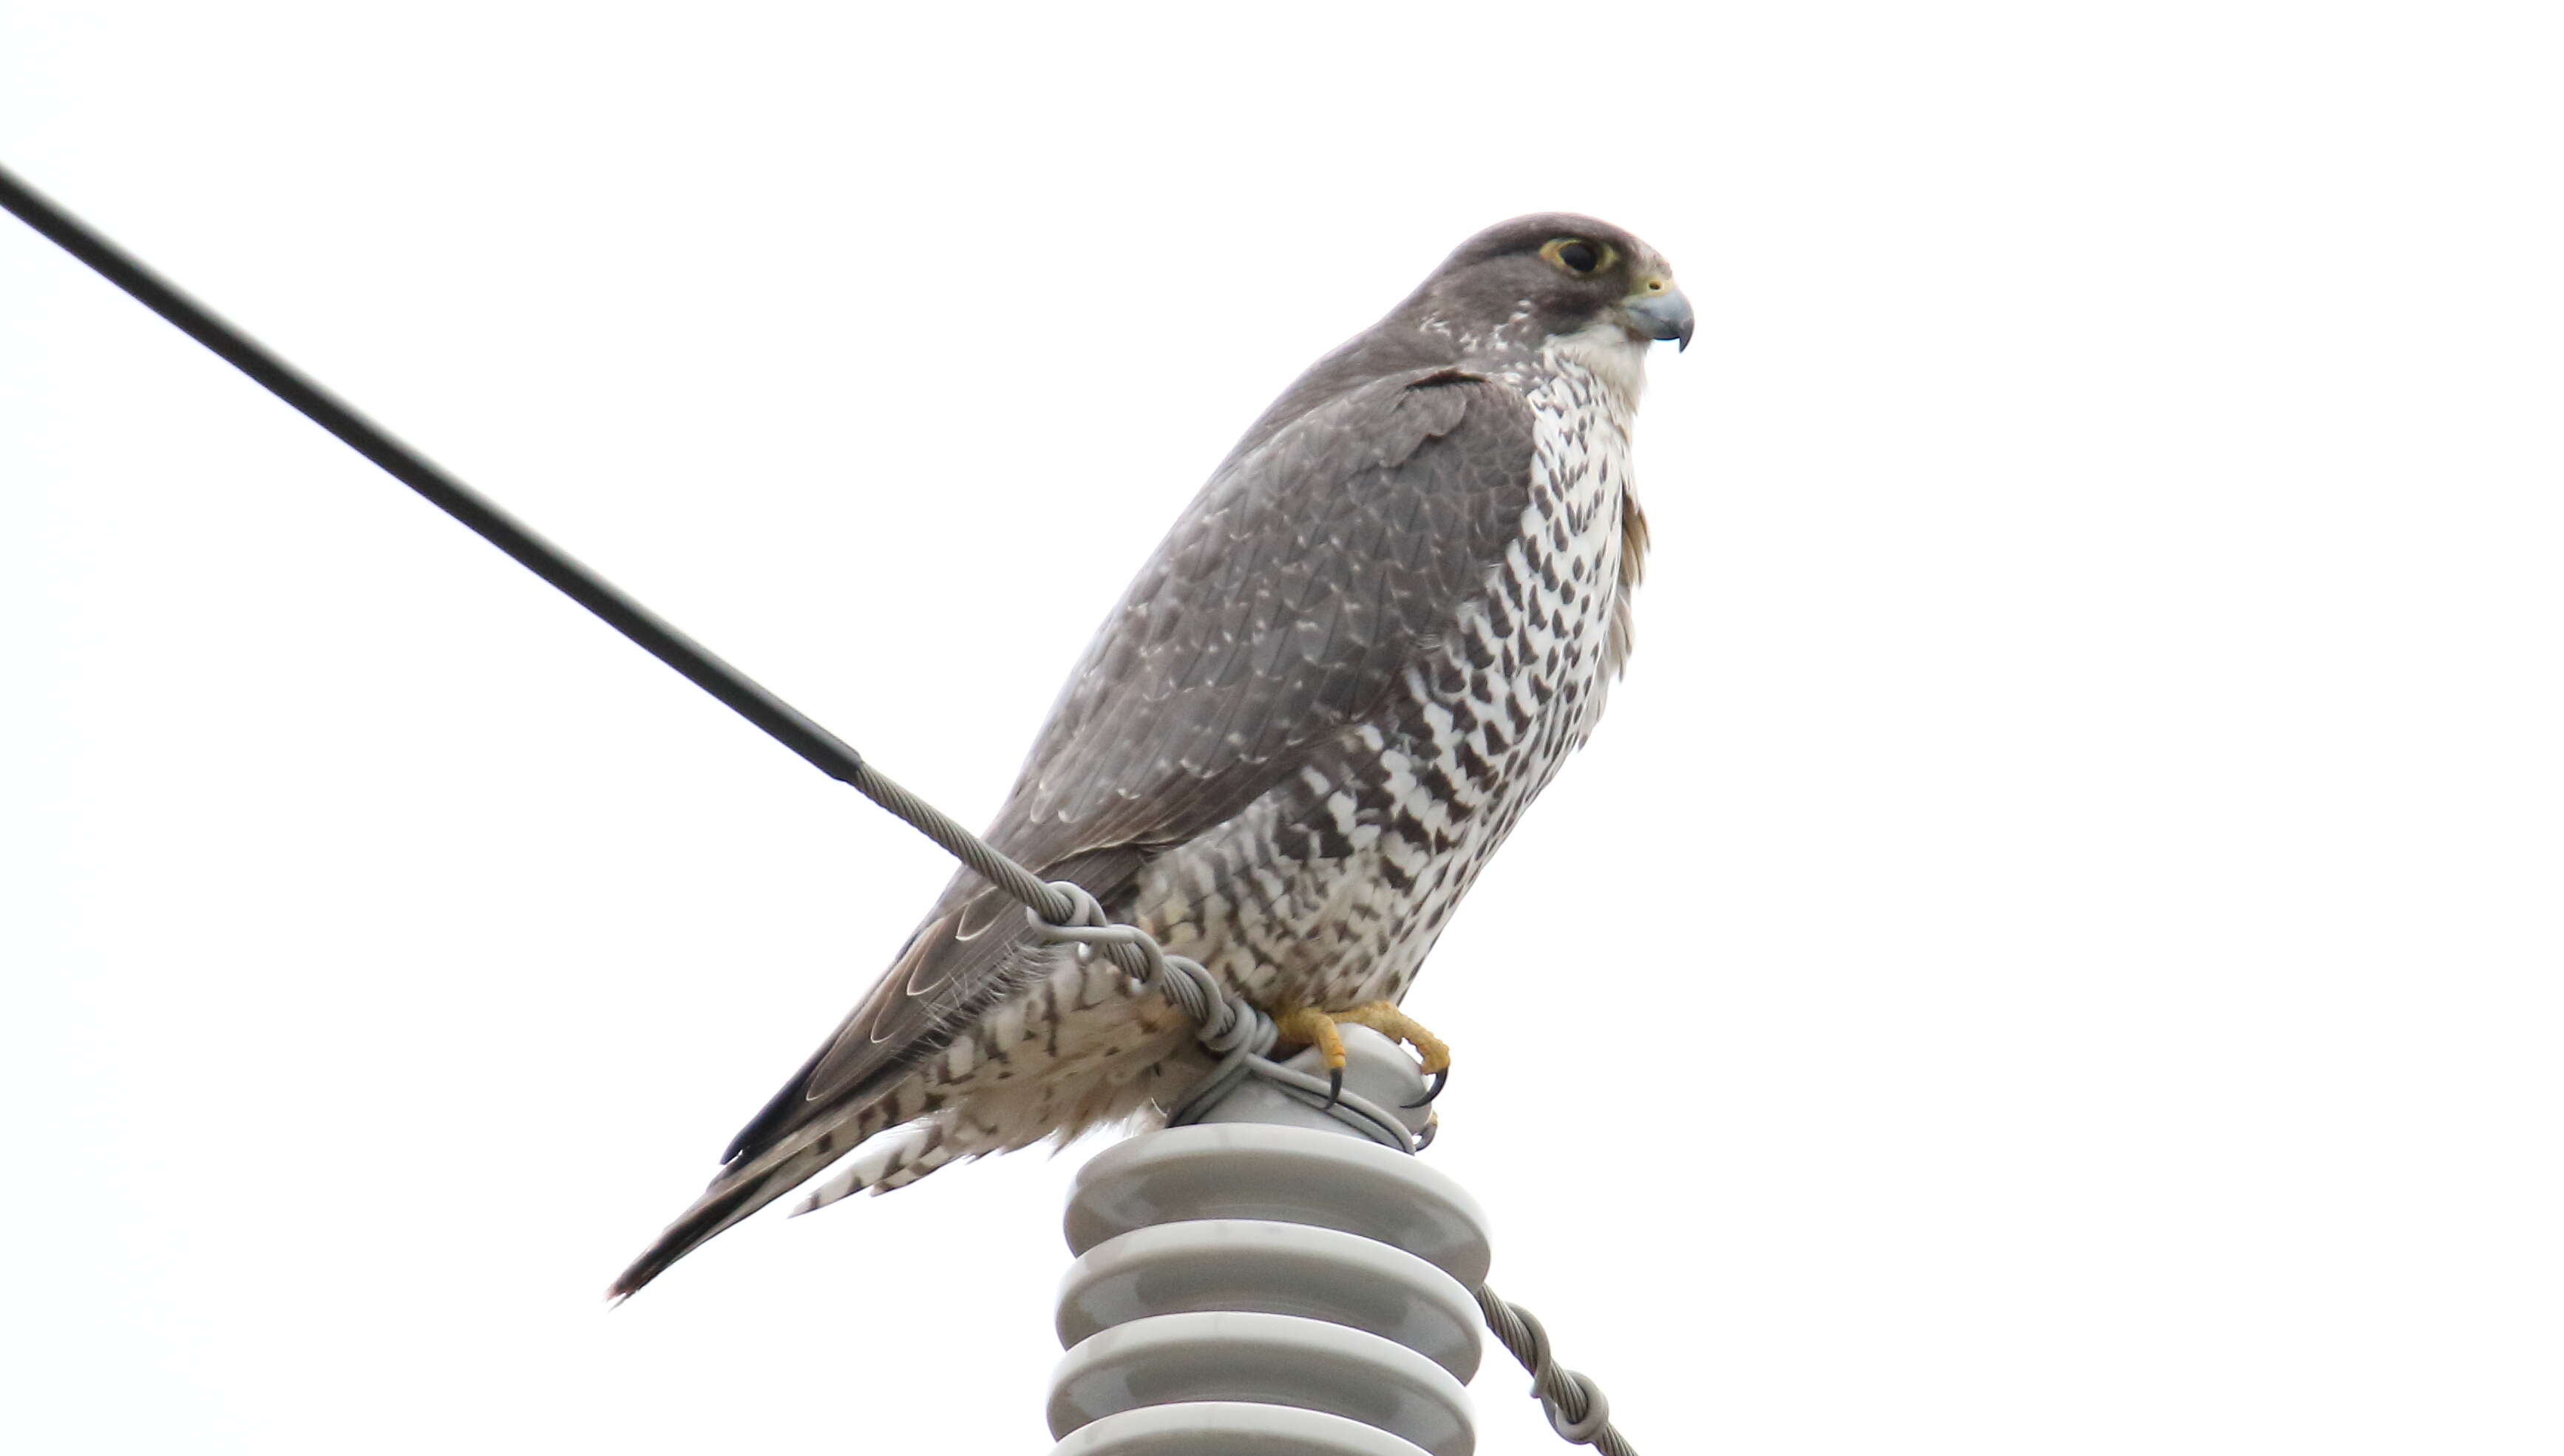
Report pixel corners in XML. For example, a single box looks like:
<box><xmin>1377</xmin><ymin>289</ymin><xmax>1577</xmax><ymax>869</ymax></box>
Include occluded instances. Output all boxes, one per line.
<box><xmin>1324</xmin><ymin>1067</ymin><xmax>1343</xmax><ymax>1109</ymax></box>
<box><xmin>1400</xmin><ymin>1069</ymin><xmax>1449</xmax><ymax>1109</ymax></box>
<box><xmin>1414</xmin><ymin>1116</ymin><xmax>1438</xmax><ymax>1151</ymax></box>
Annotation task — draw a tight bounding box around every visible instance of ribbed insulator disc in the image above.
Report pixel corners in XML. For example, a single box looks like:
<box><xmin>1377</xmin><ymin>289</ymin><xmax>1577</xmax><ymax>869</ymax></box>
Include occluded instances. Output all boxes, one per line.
<box><xmin>1049</xmin><ymin>1400</ymin><xmax>1431</xmax><ymax>1456</ymax></box>
<box><xmin>1048</xmin><ymin>1311</ymin><xmax>1473</xmax><ymax>1456</ymax></box>
<box><xmin>1058</xmin><ymin>1217</ymin><xmax>1485</xmax><ymax>1380</ymax></box>
<box><xmin>1063</xmin><ymin>1124</ymin><xmax>1493</xmax><ymax>1285</ymax></box>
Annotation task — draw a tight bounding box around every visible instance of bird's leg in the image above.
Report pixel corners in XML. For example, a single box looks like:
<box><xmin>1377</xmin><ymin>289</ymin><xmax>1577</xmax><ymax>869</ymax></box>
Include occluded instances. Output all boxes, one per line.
<box><xmin>1334</xmin><ymin>1001</ymin><xmax>1452</xmax><ymax>1106</ymax></box>
<box><xmin>1272</xmin><ymin>1006</ymin><xmax>1350</xmax><ymax>1104</ymax></box>
<box><xmin>1272</xmin><ymin>1002</ymin><xmax>1452</xmax><ymax>1109</ymax></box>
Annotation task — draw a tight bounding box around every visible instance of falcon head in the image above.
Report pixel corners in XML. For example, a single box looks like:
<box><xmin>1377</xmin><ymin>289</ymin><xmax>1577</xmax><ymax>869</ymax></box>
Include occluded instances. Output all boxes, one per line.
<box><xmin>1230</xmin><ymin>213</ymin><xmax>1692</xmax><ymax>463</ymax></box>
<box><xmin>1411</xmin><ymin>212</ymin><xmax>1695</xmax><ymax>359</ymax></box>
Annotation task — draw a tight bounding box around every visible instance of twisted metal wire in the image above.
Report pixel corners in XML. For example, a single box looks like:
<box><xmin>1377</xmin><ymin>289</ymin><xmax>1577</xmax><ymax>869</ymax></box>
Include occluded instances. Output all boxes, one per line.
<box><xmin>1024</xmin><ymin>883</ymin><xmax>1415</xmax><ymax>1151</ymax></box>
<box><xmin>1474</xmin><ymin>1285</ymin><xmax>1640</xmax><ymax>1456</ymax></box>
<box><xmin>845</xmin><ymin>761</ymin><xmax>1079</xmax><ymax>925</ymax></box>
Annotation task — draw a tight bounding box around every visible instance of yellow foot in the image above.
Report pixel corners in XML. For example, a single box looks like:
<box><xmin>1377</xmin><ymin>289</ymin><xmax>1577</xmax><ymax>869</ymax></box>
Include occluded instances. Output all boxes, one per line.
<box><xmin>1272</xmin><ymin>1001</ymin><xmax>1453</xmax><ymax>1108</ymax></box>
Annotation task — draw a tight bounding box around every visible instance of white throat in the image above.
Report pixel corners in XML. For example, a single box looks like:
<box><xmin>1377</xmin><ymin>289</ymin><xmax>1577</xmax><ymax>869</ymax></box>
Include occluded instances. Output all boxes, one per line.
<box><xmin>1547</xmin><ymin>319</ymin><xmax>1652</xmax><ymax>409</ymax></box>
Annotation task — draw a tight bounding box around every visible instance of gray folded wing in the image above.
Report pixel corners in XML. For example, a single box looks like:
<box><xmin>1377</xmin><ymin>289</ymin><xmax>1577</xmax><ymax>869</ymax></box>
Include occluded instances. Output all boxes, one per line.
<box><xmin>723</xmin><ymin>366</ymin><xmax>1536</xmax><ymax>1161</ymax></box>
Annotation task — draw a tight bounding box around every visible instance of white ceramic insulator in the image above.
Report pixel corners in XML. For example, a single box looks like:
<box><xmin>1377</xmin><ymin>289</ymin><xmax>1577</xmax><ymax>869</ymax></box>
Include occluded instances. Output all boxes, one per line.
<box><xmin>1047</xmin><ymin>1026</ymin><xmax>1494</xmax><ymax>1456</ymax></box>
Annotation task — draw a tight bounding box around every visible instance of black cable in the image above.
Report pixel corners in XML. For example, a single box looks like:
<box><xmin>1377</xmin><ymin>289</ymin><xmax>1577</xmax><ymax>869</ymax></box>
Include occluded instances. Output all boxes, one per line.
<box><xmin>0</xmin><ymin>159</ymin><xmax>870</xmax><ymax>790</ymax></box>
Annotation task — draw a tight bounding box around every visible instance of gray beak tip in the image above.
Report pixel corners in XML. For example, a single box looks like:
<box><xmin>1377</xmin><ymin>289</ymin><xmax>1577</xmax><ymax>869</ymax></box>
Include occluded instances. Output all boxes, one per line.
<box><xmin>1627</xmin><ymin>287</ymin><xmax>1697</xmax><ymax>353</ymax></box>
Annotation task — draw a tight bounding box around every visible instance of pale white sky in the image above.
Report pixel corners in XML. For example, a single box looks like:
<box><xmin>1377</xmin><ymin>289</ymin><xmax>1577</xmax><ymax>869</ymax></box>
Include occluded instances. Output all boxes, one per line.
<box><xmin>4</xmin><ymin>3</ymin><xmax>2559</xmax><ymax>1452</ymax></box>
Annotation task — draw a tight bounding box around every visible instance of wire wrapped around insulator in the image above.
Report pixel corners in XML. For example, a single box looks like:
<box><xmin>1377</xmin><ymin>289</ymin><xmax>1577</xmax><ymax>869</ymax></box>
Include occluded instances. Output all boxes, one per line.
<box><xmin>1473</xmin><ymin>1285</ymin><xmax>1639</xmax><ymax>1455</ymax></box>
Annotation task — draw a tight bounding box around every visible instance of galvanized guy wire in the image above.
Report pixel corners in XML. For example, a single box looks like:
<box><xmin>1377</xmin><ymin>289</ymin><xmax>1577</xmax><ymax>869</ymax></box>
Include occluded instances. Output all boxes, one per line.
<box><xmin>1477</xmin><ymin>1287</ymin><xmax>1638</xmax><ymax>1456</ymax></box>
<box><xmin>1</xmin><ymin>156</ymin><xmax>1642</xmax><ymax>1456</ymax></box>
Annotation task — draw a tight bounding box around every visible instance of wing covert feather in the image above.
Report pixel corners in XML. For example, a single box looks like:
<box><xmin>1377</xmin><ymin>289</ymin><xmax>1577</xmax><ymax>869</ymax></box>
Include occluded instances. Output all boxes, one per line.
<box><xmin>995</xmin><ymin>369</ymin><xmax>1535</xmax><ymax>862</ymax></box>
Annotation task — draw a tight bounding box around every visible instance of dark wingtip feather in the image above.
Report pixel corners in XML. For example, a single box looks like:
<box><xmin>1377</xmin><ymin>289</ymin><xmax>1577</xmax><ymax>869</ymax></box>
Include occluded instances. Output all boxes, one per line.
<box><xmin>606</xmin><ymin>1231</ymin><xmax>691</xmax><ymax>1302</ymax></box>
<box><xmin>608</xmin><ymin>1095</ymin><xmax>896</xmax><ymax>1300</ymax></box>
<box><xmin>606</xmin><ymin>1168</ymin><xmax>774</xmax><ymax>1302</ymax></box>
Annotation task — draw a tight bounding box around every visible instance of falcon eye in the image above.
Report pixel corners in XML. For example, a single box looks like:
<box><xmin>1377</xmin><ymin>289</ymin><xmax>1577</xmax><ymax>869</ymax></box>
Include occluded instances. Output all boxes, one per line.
<box><xmin>1541</xmin><ymin>237</ymin><xmax>1612</xmax><ymax>275</ymax></box>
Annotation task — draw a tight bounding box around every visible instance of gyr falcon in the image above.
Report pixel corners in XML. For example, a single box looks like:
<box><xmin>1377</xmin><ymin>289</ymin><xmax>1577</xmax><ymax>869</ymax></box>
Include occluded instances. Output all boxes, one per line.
<box><xmin>612</xmin><ymin>214</ymin><xmax>1693</xmax><ymax>1297</ymax></box>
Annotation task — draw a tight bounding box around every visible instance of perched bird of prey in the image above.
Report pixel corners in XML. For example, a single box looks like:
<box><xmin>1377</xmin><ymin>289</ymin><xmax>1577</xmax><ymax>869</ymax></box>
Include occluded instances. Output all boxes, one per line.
<box><xmin>612</xmin><ymin>213</ymin><xmax>1692</xmax><ymax>1297</ymax></box>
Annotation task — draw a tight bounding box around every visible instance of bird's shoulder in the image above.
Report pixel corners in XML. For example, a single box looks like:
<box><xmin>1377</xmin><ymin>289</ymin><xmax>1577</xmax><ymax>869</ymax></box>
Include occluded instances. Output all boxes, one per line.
<box><xmin>993</xmin><ymin>364</ymin><xmax>1539</xmax><ymax>857</ymax></box>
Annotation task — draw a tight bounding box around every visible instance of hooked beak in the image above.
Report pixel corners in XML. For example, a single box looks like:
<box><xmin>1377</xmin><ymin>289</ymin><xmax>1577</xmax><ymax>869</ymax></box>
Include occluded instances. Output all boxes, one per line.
<box><xmin>1624</xmin><ymin>284</ymin><xmax>1695</xmax><ymax>352</ymax></box>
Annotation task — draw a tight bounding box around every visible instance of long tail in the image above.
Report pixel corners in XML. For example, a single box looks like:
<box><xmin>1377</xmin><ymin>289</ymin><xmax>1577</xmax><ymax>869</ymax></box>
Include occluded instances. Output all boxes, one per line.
<box><xmin>607</xmin><ymin>1099</ymin><xmax>892</xmax><ymax>1301</ymax></box>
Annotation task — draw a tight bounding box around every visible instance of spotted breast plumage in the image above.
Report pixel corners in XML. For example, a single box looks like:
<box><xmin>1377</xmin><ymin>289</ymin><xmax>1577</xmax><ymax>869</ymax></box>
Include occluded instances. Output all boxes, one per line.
<box><xmin>611</xmin><ymin>213</ymin><xmax>1692</xmax><ymax>1297</ymax></box>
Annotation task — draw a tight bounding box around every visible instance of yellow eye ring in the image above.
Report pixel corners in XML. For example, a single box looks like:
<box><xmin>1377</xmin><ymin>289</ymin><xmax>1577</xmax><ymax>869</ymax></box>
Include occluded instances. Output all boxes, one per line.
<box><xmin>1541</xmin><ymin>237</ymin><xmax>1615</xmax><ymax>275</ymax></box>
